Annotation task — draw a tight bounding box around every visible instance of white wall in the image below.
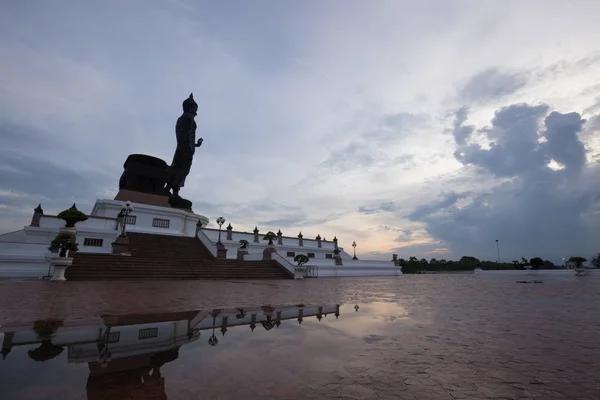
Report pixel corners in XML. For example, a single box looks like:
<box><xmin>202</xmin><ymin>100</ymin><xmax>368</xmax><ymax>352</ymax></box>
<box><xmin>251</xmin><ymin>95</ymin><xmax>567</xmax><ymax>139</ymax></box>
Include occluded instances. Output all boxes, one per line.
<box><xmin>92</xmin><ymin>199</ymin><xmax>209</xmax><ymax>237</ymax></box>
<box><xmin>201</xmin><ymin>228</ymin><xmax>345</xmax><ymax>260</ymax></box>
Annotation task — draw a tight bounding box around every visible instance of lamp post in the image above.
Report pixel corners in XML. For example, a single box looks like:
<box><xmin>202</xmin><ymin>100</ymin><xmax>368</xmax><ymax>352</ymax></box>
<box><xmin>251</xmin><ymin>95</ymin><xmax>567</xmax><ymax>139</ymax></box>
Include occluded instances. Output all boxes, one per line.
<box><xmin>216</xmin><ymin>217</ymin><xmax>226</xmax><ymax>245</ymax></box>
<box><xmin>352</xmin><ymin>241</ymin><xmax>358</xmax><ymax>260</ymax></box>
<box><xmin>119</xmin><ymin>201</ymin><xmax>134</xmax><ymax>236</ymax></box>
<box><xmin>495</xmin><ymin>239</ymin><xmax>500</xmax><ymax>263</ymax></box>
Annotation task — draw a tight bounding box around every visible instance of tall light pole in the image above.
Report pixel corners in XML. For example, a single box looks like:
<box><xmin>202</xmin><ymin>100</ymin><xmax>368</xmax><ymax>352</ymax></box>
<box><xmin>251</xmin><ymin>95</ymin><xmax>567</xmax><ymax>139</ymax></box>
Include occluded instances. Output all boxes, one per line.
<box><xmin>495</xmin><ymin>239</ymin><xmax>500</xmax><ymax>263</ymax></box>
<box><xmin>216</xmin><ymin>217</ymin><xmax>226</xmax><ymax>245</ymax></box>
<box><xmin>352</xmin><ymin>241</ymin><xmax>358</xmax><ymax>260</ymax></box>
<box><xmin>119</xmin><ymin>201</ymin><xmax>134</xmax><ymax>236</ymax></box>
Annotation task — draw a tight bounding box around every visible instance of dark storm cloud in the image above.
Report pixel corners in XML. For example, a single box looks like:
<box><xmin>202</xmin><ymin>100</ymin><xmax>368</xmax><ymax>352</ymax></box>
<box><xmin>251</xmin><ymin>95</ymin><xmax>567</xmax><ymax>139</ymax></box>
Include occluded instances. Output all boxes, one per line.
<box><xmin>407</xmin><ymin>192</ymin><xmax>470</xmax><ymax>221</ymax></box>
<box><xmin>458</xmin><ymin>68</ymin><xmax>528</xmax><ymax>103</ymax></box>
<box><xmin>358</xmin><ymin>202</ymin><xmax>397</xmax><ymax>215</ymax></box>
<box><xmin>451</xmin><ymin>106</ymin><xmax>474</xmax><ymax>145</ymax></box>
<box><xmin>454</xmin><ymin>103</ymin><xmax>550</xmax><ymax>177</ymax></box>
<box><xmin>0</xmin><ymin>150</ymin><xmax>113</xmax><ymax>230</ymax></box>
<box><xmin>393</xmin><ymin>228</ymin><xmax>414</xmax><ymax>242</ymax></box>
<box><xmin>391</xmin><ymin>241</ymin><xmax>446</xmax><ymax>257</ymax></box>
<box><xmin>540</xmin><ymin>111</ymin><xmax>587</xmax><ymax>173</ymax></box>
<box><xmin>409</xmin><ymin>103</ymin><xmax>600</xmax><ymax>262</ymax></box>
<box><xmin>257</xmin><ymin>209</ymin><xmax>345</xmax><ymax>230</ymax></box>
<box><xmin>258</xmin><ymin>214</ymin><xmax>308</xmax><ymax>227</ymax></box>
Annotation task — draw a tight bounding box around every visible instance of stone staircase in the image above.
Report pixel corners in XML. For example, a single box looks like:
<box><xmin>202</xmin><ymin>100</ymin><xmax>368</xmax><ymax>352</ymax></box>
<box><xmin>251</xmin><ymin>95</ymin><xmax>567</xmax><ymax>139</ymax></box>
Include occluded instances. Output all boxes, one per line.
<box><xmin>66</xmin><ymin>233</ymin><xmax>292</xmax><ymax>281</ymax></box>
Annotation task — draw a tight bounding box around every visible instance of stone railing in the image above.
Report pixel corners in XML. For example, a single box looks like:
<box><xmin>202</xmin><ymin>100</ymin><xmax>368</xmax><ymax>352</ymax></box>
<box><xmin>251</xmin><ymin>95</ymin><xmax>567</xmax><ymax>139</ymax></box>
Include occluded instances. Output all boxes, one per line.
<box><xmin>270</xmin><ymin>252</ymin><xmax>296</xmax><ymax>275</ymax></box>
<box><xmin>196</xmin><ymin>229</ymin><xmax>218</xmax><ymax>258</ymax></box>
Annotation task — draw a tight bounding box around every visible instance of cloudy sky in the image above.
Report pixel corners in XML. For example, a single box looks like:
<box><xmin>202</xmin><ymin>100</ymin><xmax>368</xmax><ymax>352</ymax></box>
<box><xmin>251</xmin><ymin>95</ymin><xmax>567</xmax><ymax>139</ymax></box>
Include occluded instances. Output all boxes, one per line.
<box><xmin>1</xmin><ymin>0</ymin><xmax>600</xmax><ymax>263</ymax></box>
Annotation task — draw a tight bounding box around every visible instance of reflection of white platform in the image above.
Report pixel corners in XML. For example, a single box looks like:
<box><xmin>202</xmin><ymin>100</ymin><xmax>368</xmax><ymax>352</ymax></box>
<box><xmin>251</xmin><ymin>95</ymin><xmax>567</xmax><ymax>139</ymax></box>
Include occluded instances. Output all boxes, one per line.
<box><xmin>0</xmin><ymin>304</ymin><xmax>342</xmax><ymax>363</ymax></box>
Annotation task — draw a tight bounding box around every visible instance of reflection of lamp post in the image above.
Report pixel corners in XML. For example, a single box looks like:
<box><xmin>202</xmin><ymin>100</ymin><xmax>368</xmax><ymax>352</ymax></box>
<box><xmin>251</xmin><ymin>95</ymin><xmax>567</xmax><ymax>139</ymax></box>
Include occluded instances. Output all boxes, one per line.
<box><xmin>98</xmin><ymin>326</ymin><xmax>112</xmax><ymax>368</ymax></box>
<box><xmin>119</xmin><ymin>201</ymin><xmax>134</xmax><ymax>235</ymax></box>
<box><xmin>208</xmin><ymin>314</ymin><xmax>218</xmax><ymax>346</ymax></box>
<box><xmin>216</xmin><ymin>217</ymin><xmax>226</xmax><ymax>245</ymax></box>
<box><xmin>352</xmin><ymin>241</ymin><xmax>358</xmax><ymax>260</ymax></box>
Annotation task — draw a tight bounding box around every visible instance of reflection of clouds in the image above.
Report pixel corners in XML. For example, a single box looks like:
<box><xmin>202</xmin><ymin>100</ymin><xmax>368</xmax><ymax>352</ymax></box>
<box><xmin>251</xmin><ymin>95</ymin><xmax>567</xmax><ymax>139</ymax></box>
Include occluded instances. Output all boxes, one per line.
<box><xmin>317</xmin><ymin>303</ymin><xmax>417</xmax><ymax>340</ymax></box>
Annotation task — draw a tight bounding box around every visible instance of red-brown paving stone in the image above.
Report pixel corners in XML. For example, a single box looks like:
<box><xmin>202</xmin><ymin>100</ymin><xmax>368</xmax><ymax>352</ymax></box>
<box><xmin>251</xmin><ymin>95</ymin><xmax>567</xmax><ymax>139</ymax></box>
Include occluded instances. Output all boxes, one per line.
<box><xmin>1</xmin><ymin>274</ymin><xmax>599</xmax><ymax>399</ymax></box>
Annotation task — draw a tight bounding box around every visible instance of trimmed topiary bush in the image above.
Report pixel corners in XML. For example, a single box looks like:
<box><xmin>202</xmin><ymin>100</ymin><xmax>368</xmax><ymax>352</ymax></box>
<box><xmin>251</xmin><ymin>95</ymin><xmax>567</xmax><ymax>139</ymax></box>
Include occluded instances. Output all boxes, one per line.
<box><xmin>263</xmin><ymin>231</ymin><xmax>277</xmax><ymax>245</ymax></box>
<box><xmin>294</xmin><ymin>254</ymin><xmax>310</xmax><ymax>266</ymax></box>
<box><xmin>48</xmin><ymin>233</ymin><xmax>79</xmax><ymax>256</ymax></box>
<box><xmin>57</xmin><ymin>204</ymin><xmax>88</xmax><ymax>228</ymax></box>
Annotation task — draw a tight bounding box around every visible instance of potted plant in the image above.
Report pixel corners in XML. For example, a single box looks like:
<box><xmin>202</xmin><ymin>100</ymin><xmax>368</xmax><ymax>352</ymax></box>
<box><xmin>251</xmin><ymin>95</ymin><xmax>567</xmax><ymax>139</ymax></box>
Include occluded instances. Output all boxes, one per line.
<box><xmin>294</xmin><ymin>254</ymin><xmax>309</xmax><ymax>266</ymax></box>
<box><xmin>569</xmin><ymin>256</ymin><xmax>587</xmax><ymax>276</ymax></box>
<box><xmin>57</xmin><ymin>204</ymin><xmax>88</xmax><ymax>228</ymax></box>
<box><xmin>237</xmin><ymin>239</ymin><xmax>250</xmax><ymax>260</ymax></box>
<box><xmin>48</xmin><ymin>233</ymin><xmax>78</xmax><ymax>281</ymax></box>
<box><xmin>293</xmin><ymin>254</ymin><xmax>310</xmax><ymax>279</ymax></box>
<box><xmin>262</xmin><ymin>231</ymin><xmax>277</xmax><ymax>259</ymax></box>
<box><xmin>263</xmin><ymin>231</ymin><xmax>277</xmax><ymax>245</ymax></box>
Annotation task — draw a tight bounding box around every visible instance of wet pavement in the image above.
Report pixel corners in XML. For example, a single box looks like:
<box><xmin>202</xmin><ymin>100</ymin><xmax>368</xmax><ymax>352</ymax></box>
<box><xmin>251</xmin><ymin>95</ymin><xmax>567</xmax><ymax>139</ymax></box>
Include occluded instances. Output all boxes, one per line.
<box><xmin>0</xmin><ymin>274</ymin><xmax>599</xmax><ymax>399</ymax></box>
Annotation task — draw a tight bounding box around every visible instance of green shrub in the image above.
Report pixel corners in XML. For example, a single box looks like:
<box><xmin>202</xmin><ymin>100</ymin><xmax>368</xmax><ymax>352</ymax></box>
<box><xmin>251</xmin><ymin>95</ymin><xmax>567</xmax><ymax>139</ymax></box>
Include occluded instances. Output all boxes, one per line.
<box><xmin>294</xmin><ymin>254</ymin><xmax>309</xmax><ymax>266</ymax></box>
<box><xmin>263</xmin><ymin>231</ymin><xmax>277</xmax><ymax>245</ymax></box>
<box><xmin>48</xmin><ymin>233</ymin><xmax>79</xmax><ymax>256</ymax></box>
<box><xmin>57</xmin><ymin>204</ymin><xmax>88</xmax><ymax>227</ymax></box>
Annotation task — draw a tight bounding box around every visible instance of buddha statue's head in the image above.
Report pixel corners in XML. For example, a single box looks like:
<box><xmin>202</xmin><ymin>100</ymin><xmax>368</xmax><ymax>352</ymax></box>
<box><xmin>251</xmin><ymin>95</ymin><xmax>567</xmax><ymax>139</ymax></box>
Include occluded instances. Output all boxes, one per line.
<box><xmin>182</xmin><ymin>93</ymin><xmax>198</xmax><ymax>116</ymax></box>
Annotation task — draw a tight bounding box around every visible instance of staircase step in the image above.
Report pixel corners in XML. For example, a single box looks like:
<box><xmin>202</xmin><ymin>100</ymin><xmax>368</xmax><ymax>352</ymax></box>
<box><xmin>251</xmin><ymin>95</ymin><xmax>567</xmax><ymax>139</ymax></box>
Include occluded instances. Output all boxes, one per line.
<box><xmin>66</xmin><ymin>232</ymin><xmax>292</xmax><ymax>281</ymax></box>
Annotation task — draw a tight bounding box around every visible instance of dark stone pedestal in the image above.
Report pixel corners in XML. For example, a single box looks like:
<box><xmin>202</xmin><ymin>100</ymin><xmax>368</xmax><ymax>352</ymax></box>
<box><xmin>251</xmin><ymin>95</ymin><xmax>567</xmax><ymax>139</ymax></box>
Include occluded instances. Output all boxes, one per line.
<box><xmin>119</xmin><ymin>154</ymin><xmax>171</xmax><ymax>196</ymax></box>
<box><xmin>216</xmin><ymin>243</ymin><xmax>227</xmax><ymax>259</ymax></box>
<box><xmin>334</xmin><ymin>255</ymin><xmax>343</xmax><ymax>266</ymax></box>
<box><xmin>117</xmin><ymin>154</ymin><xmax>193</xmax><ymax>211</ymax></box>
<box><xmin>111</xmin><ymin>234</ymin><xmax>130</xmax><ymax>255</ymax></box>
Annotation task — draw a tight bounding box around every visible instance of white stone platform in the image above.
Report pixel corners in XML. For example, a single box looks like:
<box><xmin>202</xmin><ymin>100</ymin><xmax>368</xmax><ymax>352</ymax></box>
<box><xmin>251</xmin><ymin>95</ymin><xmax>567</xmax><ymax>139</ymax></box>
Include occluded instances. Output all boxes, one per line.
<box><xmin>0</xmin><ymin>198</ymin><xmax>401</xmax><ymax>279</ymax></box>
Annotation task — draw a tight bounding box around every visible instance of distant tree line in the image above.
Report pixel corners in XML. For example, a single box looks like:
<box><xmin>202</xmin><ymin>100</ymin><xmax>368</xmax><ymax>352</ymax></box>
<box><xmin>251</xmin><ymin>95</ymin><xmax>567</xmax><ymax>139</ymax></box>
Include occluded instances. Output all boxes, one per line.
<box><xmin>396</xmin><ymin>256</ymin><xmax>561</xmax><ymax>274</ymax></box>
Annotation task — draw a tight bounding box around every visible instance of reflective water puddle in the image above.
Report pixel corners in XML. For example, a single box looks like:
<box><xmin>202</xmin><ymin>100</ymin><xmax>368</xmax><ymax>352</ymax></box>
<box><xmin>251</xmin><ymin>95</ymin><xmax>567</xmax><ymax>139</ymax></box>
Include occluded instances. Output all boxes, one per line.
<box><xmin>0</xmin><ymin>302</ymin><xmax>409</xmax><ymax>400</ymax></box>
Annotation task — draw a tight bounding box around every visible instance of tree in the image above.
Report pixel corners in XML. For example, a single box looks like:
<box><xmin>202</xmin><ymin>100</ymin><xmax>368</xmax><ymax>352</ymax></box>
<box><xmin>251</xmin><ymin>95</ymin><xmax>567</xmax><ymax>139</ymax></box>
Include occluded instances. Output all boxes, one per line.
<box><xmin>529</xmin><ymin>257</ymin><xmax>544</xmax><ymax>270</ymax></box>
<box><xmin>568</xmin><ymin>256</ymin><xmax>587</xmax><ymax>268</ymax></box>
<box><xmin>591</xmin><ymin>256</ymin><xmax>599</xmax><ymax>268</ymax></box>
<box><xmin>430</xmin><ymin>258</ymin><xmax>438</xmax><ymax>264</ymax></box>
<box><xmin>542</xmin><ymin>260</ymin><xmax>556</xmax><ymax>269</ymax></box>
<box><xmin>458</xmin><ymin>256</ymin><xmax>481</xmax><ymax>269</ymax></box>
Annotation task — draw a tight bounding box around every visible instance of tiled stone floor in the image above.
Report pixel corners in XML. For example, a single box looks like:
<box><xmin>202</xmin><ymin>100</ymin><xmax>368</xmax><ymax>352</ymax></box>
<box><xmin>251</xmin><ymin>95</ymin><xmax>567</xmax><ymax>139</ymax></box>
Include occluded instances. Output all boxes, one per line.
<box><xmin>1</xmin><ymin>274</ymin><xmax>599</xmax><ymax>399</ymax></box>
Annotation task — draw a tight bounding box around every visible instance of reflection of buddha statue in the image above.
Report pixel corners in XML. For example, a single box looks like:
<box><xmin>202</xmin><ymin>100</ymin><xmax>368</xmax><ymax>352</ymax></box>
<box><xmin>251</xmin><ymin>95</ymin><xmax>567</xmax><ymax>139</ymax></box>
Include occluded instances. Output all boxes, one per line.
<box><xmin>86</xmin><ymin>348</ymin><xmax>179</xmax><ymax>400</ymax></box>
